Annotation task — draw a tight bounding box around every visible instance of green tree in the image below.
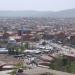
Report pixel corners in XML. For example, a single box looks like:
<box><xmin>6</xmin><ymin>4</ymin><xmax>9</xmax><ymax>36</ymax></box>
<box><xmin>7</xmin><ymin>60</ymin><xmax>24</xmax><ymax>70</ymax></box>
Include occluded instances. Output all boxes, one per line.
<box><xmin>49</xmin><ymin>55</ymin><xmax>71</xmax><ymax>72</ymax></box>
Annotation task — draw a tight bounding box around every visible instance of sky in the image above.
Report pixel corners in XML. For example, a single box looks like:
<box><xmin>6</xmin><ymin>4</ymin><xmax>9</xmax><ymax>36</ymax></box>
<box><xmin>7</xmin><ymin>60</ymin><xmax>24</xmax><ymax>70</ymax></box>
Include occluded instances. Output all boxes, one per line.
<box><xmin>0</xmin><ymin>0</ymin><xmax>75</xmax><ymax>11</ymax></box>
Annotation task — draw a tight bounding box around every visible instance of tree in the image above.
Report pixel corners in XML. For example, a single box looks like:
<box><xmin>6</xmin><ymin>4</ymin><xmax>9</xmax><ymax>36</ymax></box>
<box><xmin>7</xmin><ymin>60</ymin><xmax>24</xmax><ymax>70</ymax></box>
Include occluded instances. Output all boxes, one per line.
<box><xmin>7</xmin><ymin>43</ymin><xmax>20</xmax><ymax>55</ymax></box>
<box><xmin>42</xmin><ymin>41</ymin><xmax>46</xmax><ymax>45</ymax></box>
<box><xmin>49</xmin><ymin>55</ymin><xmax>71</xmax><ymax>72</ymax></box>
<box><xmin>25</xmin><ymin>42</ymin><xmax>29</xmax><ymax>49</ymax></box>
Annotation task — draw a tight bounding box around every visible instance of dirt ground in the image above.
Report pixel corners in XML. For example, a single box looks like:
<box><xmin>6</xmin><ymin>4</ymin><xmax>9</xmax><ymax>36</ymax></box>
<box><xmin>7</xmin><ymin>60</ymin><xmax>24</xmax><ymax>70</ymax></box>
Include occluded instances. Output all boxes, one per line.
<box><xmin>0</xmin><ymin>54</ymin><xmax>23</xmax><ymax>65</ymax></box>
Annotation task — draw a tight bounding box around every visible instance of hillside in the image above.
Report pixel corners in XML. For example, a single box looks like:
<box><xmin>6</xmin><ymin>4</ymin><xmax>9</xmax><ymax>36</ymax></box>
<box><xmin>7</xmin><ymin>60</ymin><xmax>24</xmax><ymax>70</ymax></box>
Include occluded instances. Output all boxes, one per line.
<box><xmin>0</xmin><ymin>8</ymin><xmax>75</xmax><ymax>17</ymax></box>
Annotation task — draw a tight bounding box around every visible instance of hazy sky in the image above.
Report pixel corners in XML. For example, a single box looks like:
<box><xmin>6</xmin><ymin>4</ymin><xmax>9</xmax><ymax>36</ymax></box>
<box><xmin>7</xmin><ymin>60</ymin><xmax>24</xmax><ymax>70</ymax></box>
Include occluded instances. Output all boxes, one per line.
<box><xmin>0</xmin><ymin>0</ymin><xmax>75</xmax><ymax>11</ymax></box>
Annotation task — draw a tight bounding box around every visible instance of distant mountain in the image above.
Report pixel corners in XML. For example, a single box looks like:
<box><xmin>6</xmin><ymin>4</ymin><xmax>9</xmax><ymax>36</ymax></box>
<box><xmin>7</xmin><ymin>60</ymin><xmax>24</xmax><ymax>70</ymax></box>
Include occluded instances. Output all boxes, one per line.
<box><xmin>0</xmin><ymin>8</ymin><xmax>75</xmax><ymax>17</ymax></box>
<box><xmin>55</xmin><ymin>8</ymin><xmax>75</xmax><ymax>17</ymax></box>
<box><xmin>0</xmin><ymin>11</ymin><xmax>54</xmax><ymax>17</ymax></box>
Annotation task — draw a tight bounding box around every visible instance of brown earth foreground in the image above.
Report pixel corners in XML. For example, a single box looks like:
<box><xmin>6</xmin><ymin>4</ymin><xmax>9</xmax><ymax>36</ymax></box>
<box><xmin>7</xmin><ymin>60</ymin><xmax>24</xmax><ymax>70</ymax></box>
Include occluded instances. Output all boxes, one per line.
<box><xmin>24</xmin><ymin>67</ymin><xmax>75</xmax><ymax>75</ymax></box>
